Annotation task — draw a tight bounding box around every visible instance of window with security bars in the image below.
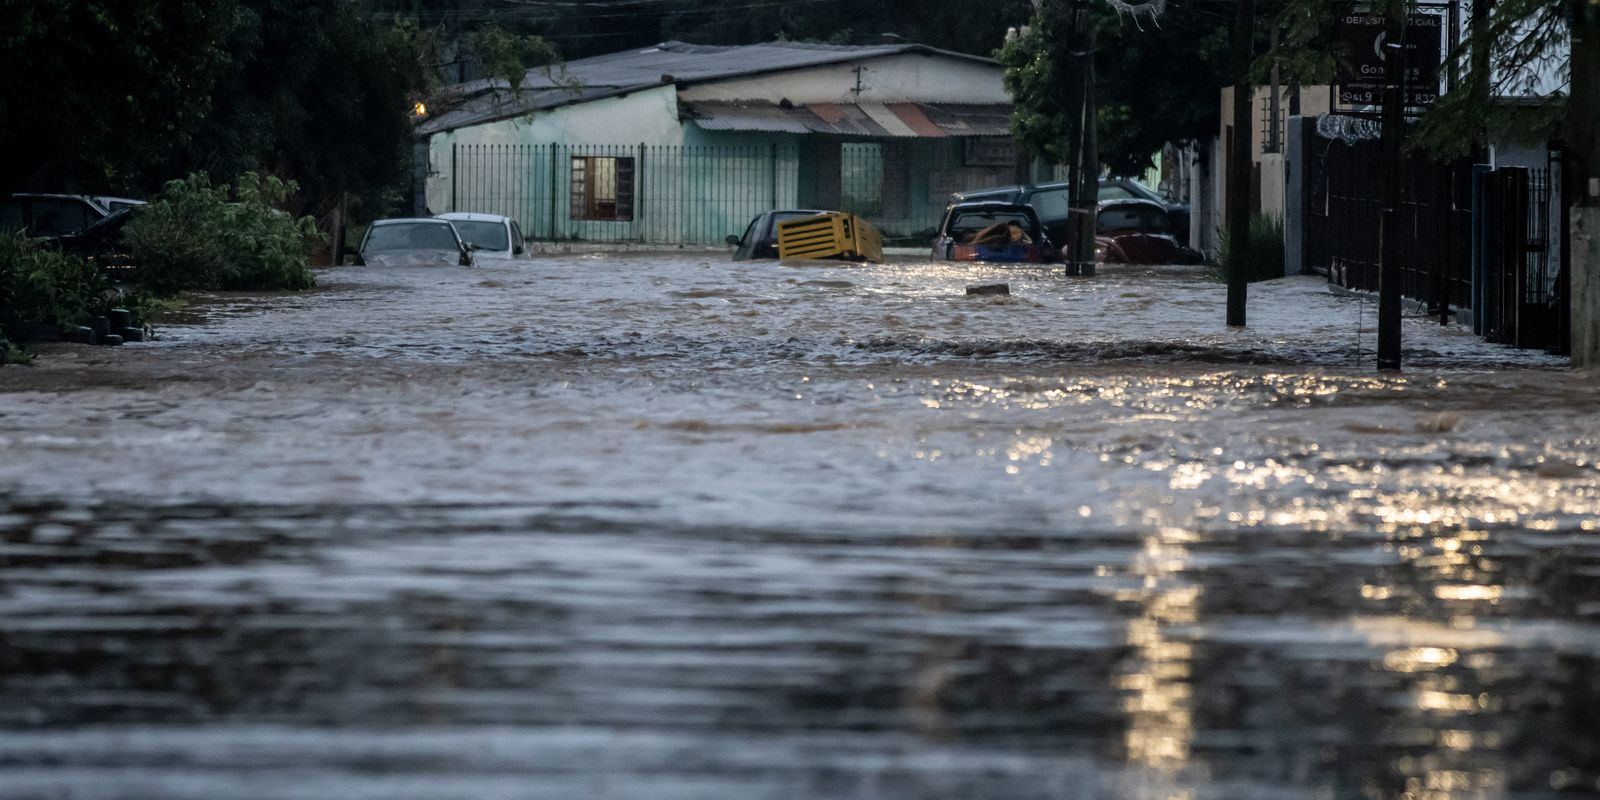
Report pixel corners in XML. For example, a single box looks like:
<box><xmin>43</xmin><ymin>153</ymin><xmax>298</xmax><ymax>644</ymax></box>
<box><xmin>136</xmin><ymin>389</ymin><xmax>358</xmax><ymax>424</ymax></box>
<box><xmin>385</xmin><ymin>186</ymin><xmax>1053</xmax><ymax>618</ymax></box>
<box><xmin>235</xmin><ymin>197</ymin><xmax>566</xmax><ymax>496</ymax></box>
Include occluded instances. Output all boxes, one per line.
<box><xmin>569</xmin><ymin>155</ymin><xmax>635</xmax><ymax>221</ymax></box>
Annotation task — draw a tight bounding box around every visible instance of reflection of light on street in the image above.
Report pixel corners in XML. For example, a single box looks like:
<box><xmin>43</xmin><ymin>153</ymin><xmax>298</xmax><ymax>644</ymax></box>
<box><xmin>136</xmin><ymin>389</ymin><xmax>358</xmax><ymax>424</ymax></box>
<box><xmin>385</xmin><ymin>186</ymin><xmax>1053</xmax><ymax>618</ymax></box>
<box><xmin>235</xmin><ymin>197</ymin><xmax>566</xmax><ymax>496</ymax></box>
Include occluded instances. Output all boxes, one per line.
<box><xmin>1433</xmin><ymin>585</ymin><xmax>1502</xmax><ymax>602</ymax></box>
<box><xmin>1415</xmin><ymin>690</ymin><xmax>1487</xmax><ymax>713</ymax></box>
<box><xmin>1382</xmin><ymin>647</ymin><xmax>1458</xmax><ymax>672</ymax></box>
<box><xmin>1117</xmin><ymin>527</ymin><xmax>1198</xmax><ymax>775</ymax></box>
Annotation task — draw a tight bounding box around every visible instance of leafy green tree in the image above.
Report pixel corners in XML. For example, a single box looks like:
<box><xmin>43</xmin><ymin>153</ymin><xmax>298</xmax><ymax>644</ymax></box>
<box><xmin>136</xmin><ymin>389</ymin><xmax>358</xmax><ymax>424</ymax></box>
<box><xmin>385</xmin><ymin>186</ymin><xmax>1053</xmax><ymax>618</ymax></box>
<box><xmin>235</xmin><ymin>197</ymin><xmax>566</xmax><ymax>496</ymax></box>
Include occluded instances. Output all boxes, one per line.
<box><xmin>0</xmin><ymin>0</ymin><xmax>241</xmax><ymax>194</ymax></box>
<box><xmin>1000</xmin><ymin>1</ymin><xmax>1239</xmax><ymax>177</ymax></box>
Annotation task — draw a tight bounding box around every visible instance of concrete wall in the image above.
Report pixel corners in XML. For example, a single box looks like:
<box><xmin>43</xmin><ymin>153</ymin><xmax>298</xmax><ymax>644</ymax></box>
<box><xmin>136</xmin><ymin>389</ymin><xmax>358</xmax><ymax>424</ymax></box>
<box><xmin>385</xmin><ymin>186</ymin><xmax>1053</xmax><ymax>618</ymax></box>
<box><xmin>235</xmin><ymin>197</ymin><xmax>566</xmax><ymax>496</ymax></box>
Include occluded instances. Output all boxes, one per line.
<box><xmin>678</xmin><ymin>53</ymin><xmax>1005</xmax><ymax>104</ymax></box>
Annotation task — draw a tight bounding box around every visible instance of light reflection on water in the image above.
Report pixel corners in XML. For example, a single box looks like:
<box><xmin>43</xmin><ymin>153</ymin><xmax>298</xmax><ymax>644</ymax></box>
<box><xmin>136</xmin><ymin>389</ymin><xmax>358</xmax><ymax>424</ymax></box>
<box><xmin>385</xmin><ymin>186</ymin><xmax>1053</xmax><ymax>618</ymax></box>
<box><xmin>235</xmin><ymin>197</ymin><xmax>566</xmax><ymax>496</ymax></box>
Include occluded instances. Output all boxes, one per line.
<box><xmin>0</xmin><ymin>256</ymin><xmax>1597</xmax><ymax>799</ymax></box>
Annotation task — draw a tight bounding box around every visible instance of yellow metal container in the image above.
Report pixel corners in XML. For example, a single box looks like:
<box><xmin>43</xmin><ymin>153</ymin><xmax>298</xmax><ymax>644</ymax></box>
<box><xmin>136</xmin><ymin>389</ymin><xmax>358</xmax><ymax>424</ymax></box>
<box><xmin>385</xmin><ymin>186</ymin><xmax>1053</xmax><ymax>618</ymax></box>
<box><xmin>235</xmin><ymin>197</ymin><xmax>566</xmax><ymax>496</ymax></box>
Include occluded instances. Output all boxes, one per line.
<box><xmin>775</xmin><ymin>212</ymin><xmax>884</xmax><ymax>263</ymax></box>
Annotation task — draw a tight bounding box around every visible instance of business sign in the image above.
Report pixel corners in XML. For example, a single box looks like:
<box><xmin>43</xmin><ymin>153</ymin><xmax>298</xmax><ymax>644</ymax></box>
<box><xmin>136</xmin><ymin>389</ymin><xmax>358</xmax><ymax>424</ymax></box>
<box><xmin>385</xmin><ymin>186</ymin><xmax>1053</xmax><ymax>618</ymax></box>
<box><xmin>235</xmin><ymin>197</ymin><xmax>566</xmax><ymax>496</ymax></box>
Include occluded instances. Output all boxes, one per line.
<box><xmin>1334</xmin><ymin>10</ymin><xmax>1444</xmax><ymax>109</ymax></box>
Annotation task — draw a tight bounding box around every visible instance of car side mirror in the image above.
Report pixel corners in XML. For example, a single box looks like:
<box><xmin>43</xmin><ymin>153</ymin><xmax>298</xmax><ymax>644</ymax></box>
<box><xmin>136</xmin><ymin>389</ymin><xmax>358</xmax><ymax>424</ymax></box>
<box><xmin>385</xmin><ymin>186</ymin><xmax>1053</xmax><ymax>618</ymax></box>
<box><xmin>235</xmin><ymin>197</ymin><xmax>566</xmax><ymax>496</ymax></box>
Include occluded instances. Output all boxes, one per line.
<box><xmin>725</xmin><ymin>235</ymin><xmax>740</xmax><ymax>246</ymax></box>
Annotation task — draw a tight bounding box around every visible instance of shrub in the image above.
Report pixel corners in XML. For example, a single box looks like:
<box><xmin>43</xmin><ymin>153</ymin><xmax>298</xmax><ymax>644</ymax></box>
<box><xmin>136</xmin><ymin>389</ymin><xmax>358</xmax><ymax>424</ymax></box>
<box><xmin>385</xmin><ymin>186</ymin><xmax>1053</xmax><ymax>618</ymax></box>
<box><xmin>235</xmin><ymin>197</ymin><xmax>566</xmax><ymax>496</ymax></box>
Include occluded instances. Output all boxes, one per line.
<box><xmin>1212</xmin><ymin>214</ymin><xmax>1287</xmax><ymax>283</ymax></box>
<box><xmin>127</xmin><ymin>172</ymin><xmax>322</xmax><ymax>295</ymax></box>
<box><xmin>0</xmin><ymin>231</ymin><xmax>114</xmax><ymax>334</ymax></box>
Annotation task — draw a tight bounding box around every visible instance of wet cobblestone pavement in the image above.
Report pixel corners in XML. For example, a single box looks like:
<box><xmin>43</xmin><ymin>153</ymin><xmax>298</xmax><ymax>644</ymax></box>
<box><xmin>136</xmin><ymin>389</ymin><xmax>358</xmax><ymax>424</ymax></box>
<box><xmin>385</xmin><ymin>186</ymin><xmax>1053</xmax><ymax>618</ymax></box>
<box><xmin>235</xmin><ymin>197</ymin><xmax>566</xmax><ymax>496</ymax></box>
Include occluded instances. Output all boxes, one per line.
<box><xmin>1</xmin><ymin>255</ymin><xmax>1597</xmax><ymax>799</ymax></box>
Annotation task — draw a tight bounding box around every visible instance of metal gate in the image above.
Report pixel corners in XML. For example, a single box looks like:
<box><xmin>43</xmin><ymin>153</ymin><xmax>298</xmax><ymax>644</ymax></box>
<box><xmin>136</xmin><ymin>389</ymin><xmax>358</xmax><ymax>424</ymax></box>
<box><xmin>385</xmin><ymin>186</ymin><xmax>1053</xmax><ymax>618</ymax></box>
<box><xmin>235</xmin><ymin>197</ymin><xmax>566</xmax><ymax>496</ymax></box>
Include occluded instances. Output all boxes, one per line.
<box><xmin>1302</xmin><ymin>128</ymin><xmax>1568</xmax><ymax>353</ymax></box>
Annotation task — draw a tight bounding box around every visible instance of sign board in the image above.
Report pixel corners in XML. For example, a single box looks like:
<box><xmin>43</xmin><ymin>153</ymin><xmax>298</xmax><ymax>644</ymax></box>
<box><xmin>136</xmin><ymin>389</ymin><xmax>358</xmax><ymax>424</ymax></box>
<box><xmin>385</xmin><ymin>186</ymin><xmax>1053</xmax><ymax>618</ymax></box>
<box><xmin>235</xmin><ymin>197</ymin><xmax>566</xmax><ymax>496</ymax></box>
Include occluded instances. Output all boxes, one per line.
<box><xmin>1334</xmin><ymin>11</ymin><xmax>1444</xmax><ymax>109</ymax></box>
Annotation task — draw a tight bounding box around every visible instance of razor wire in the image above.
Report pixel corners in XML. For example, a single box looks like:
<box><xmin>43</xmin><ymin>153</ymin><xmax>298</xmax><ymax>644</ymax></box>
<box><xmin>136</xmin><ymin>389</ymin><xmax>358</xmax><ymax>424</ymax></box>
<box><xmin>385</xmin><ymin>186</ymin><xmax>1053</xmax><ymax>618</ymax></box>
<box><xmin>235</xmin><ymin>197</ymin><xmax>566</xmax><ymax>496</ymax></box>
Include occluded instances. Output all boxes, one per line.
<box><xmin>1316</xmin><ymin>113</ymin><xmax>1383</xmax><ymax>144</ymax></box>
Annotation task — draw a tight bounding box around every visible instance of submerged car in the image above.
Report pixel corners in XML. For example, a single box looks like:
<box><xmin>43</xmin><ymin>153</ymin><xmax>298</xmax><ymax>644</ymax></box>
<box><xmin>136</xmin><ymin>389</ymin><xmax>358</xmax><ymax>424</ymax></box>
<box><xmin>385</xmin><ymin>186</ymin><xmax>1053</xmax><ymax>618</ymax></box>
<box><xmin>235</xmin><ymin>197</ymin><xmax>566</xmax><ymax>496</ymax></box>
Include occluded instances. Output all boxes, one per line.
<box><xmin>932</xmin><ymin>202</ymin><xmax>1060</xmax><ymax>263</ymax></box>
<box><xmin>53</xmin><ymin>206</ymin><xmax>140</xmax><ymax>271</ymax></box>
<box><xmin>727</xmin><ymin>209</ymin><xmax>829</xmax><ymax>260</ymax></box>
<box><xmin>1</xmin><ymin>193</ymin><xmax>145</xmax><ymax>238</ymax></box>
<box><xmin>1094</xmin><ymin>199</ymin><xmax>1202</xmax><ymax>265</ymax></box>
<box><xmin>947</xmin><ymin>177</ymin><xmax>1189</xmax><ymax>244</ymax></box>
<box><xmin>355</xmin><ymin>218</ymin><xmax>472</xmax><ymax>267</ymax></box>
<box><xmin>435</xmin><ymin>212</ymin><xmax>529</xmax><ymax>262</ymax></box>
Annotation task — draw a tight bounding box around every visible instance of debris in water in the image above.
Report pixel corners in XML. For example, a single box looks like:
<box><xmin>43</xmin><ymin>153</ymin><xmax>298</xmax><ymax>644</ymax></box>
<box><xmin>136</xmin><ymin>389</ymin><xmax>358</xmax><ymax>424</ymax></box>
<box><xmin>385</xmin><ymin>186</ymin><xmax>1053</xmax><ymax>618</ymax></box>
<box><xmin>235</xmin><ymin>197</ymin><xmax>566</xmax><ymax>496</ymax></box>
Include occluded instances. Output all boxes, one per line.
<box><xmin>966</xmin><ymin>283</ymin><xmax>1010</xmax><ymax>296</ymax></box>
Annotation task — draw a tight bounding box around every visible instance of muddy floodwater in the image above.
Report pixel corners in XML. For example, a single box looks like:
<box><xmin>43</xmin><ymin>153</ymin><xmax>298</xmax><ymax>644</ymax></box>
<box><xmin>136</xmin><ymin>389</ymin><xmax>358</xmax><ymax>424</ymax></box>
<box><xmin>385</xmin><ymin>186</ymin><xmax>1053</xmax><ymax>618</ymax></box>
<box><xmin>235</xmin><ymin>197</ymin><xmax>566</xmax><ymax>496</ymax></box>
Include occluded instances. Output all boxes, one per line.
<box><xmin>2</xmin><ymin>254</ymin><xmax>1598</xmax><ymax>800</ymax></box>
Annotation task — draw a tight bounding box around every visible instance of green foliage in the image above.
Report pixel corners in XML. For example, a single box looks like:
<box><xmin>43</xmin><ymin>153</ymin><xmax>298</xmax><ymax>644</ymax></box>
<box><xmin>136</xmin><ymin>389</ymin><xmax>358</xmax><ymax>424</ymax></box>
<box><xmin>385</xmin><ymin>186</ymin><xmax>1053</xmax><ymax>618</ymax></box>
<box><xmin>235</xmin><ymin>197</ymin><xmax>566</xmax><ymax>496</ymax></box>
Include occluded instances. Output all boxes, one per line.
<box><xmin>1410</xmin><ymin>0</ymin><xmax>1566</xmax><ymax>159</ymax></box>
<box><xmin>1213</xmin><ymin>214</ymin><xmax>1287</xmax><ymax>283</ymax></box>
<box><xmin>1263</xmin><ymin>0</ymin><xmax>1567</xmax><ymax>161</ymax></box>
<box><xmin>472</xmin><ymin>25</ymin><xmax>559</xmax><ymax>89</ymax></box>
<box><xmin>0</xmin><ymin>0</ymin><xmax>242</xmax><ymax>194</ymax></box>
<box><xmin>0</xmin><ymin>232</ymin><xmax>114</xmax><ymax>332</ymax></box>
<box><xmin>126</xmin><ymin>173</ymin><xmax>322</xmax><ymax>295</ymax></box>
<box><xmin>1095</xmin><ymin>6</ymin><xmax>1232</xmax><ymax>176</ymax></box>
<box><xmin>997</xmin><ymin>14</ymin><xmax>1074</xmax><ymax>166</ymax></box>
<box><xmin>193</xmin><ymin>2</ymin><xmax>428</xmax><ymax>215</ymax></box>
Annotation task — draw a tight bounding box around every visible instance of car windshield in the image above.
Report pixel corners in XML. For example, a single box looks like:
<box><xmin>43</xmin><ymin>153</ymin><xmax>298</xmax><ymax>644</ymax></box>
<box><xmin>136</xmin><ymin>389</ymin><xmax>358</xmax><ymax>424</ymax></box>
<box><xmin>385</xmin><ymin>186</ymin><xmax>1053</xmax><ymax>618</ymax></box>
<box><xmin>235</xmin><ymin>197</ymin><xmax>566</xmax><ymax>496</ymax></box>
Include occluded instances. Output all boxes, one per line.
<box><xmin>1097</xmin><ymin>204</ymin><xmax>1170</xmax><ymax>233</ymax></box>
<box><xmin>448</xmin><ymin>220</ymin><xmax>510</xmax><ymax>252</ymax></box>
<box><xmin>364</xmin><ymin>222</ymin><xmax>459</xmax><ymax>253</ymax></box>
<box><xmin>946</xmin><ymin>209</ymin><xmax>1039</xmax><ymax>241</ymax></box>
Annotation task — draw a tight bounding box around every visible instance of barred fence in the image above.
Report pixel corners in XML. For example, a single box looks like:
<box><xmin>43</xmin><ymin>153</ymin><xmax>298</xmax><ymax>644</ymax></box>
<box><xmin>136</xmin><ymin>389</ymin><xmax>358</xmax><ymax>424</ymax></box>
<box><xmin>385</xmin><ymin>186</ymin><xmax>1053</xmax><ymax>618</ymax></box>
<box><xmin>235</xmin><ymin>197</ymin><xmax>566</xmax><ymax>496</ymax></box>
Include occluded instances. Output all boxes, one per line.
<box><xmin>1302</xmin><ymin>130</ymin><xmax>1569</xmax><ymax>354</ymax></box>
<box><xmin>442</xmin><ymin>142</ymin><xmax>951</xmax><ymax>246</ymax></box>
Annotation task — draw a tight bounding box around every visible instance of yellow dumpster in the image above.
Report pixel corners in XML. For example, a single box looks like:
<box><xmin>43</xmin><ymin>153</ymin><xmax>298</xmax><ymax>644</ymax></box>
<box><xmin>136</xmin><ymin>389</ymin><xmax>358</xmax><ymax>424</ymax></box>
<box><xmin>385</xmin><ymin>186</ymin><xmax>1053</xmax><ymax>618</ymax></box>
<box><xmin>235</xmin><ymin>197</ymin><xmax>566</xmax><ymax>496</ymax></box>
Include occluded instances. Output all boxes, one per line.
<box><xmin>775</xmin><ymin>212</ymin><xmax>884</xmax><ymax>263</ymax></box>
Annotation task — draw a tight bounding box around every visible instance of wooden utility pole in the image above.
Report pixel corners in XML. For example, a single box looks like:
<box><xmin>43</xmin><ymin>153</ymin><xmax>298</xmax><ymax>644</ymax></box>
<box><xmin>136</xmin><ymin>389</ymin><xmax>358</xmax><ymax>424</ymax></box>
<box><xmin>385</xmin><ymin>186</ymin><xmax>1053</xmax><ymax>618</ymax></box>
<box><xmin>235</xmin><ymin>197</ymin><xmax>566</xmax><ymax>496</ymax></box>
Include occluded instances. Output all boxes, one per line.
<box><xmin>1057</xmin><ymin>0</ymin><xmax>1098</xmax><ymax>276</ymax></box>
<box><xmin>1226</xmin><ymin>0</ymin><xmax>1256</xmax><ymax>326</ymax></box>
<box><xmin>1570</xmin><ymin>0</ymin><xmax>1600</xmax><ymax>366</ymax></box>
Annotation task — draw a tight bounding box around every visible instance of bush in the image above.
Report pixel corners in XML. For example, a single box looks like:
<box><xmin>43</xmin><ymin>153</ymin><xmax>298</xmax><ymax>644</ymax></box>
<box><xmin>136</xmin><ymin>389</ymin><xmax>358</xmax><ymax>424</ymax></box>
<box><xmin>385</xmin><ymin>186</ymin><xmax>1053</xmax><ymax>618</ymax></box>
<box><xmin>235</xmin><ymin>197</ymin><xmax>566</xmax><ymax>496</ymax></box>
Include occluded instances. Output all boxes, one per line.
<box><xmin>1213</xmin><ymin>214</ymin><xmax>1287</xmax><ymax>283</ymax></box>
<box><xmin>127</xmin><ymin>172</ymin><xmax>322</xmax><ymax>295</ymax></box>
<box><xmin>0</xmin><ymin>231</ymin><xmax>114</xmax><ymax>335</ymax></box>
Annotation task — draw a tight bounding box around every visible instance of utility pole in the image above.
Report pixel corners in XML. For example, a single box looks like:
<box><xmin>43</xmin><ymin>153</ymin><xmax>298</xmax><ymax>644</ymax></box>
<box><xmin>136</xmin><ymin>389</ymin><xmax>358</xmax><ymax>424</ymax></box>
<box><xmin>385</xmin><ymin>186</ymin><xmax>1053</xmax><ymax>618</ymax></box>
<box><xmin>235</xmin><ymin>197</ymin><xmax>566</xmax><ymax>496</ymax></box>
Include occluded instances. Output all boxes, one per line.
<box><xmin>1056</xmin><ymin>0</ymin><xmax>1098</xmax><ymax>276</ymax></box>
<box><xmin>1570</xmin><ymin>0</ymin><xmax>1600</xmax><ymax>366</ymax></box>
<box><xmin>1226</xmin><ymin>0</ymin><xmax>1256</xmax><ymax>326</ymax></box>
<box><xmin>1376</xmin><ymin>4</ymin><xmax>1410</xmax><ymax>371</ymax></box>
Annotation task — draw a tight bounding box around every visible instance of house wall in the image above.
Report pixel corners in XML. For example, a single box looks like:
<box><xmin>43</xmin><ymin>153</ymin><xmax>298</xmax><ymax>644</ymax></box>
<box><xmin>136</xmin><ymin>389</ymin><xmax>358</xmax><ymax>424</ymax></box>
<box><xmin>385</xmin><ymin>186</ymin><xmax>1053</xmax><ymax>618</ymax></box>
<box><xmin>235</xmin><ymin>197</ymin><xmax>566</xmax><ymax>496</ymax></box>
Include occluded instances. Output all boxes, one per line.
<box><xmin>424</xmin><ymin>53</ymin><xmax>1016</xmax><ymax>244</ymax></box>
<box><xmin>425</xmin><ymin>85</ymin><xmax>685</xmax><ymax>216</ymax></box>
<box><xmin>678</xmin><ymin>53</ymin><xmax>1006</xmax><ymax>104</ymax></box>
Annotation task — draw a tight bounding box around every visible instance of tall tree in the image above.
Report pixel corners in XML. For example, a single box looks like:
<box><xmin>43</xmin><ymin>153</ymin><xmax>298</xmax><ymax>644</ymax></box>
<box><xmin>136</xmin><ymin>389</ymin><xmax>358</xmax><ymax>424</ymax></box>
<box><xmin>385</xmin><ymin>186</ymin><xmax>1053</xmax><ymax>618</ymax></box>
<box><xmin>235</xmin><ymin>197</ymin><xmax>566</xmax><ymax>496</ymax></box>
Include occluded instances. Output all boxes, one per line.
<box><xmin>0</xmin><ymin>0</ymin><xmax>241</xmax><ymax>194</ymax></box>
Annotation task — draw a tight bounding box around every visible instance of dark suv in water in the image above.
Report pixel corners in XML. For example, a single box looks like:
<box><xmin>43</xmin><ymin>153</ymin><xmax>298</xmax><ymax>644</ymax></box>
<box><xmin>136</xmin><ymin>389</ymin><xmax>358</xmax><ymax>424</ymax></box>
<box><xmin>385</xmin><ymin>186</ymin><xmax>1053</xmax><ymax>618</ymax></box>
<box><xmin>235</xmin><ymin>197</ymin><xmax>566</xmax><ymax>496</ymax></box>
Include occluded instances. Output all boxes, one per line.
<box><xmin>947</xmin><ymin>178</ymin><xmax>1190</xmax><ymax>247</ymax></box>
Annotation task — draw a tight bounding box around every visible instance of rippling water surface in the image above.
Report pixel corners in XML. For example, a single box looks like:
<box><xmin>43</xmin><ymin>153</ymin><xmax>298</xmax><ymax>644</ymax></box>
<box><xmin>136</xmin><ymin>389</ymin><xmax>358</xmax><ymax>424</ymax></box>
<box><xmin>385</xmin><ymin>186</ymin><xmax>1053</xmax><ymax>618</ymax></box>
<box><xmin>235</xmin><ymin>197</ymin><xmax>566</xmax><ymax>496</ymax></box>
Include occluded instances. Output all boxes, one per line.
<box><xmin>1</xmin><ymin>255</ymin><xmax>1597</xmax><ymax>799</ymax></box>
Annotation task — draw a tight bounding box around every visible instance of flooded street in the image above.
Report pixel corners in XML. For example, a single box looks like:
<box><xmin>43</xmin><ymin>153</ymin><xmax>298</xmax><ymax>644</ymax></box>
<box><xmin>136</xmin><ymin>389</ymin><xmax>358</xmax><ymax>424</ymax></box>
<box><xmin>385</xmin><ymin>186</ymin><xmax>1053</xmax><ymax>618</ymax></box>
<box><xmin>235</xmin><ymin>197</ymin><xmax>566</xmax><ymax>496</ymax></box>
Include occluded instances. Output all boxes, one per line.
<box><xmin>2</xmin><ymin>254</ymin><xmax>1598</xmax><ymax>799</ymax></box>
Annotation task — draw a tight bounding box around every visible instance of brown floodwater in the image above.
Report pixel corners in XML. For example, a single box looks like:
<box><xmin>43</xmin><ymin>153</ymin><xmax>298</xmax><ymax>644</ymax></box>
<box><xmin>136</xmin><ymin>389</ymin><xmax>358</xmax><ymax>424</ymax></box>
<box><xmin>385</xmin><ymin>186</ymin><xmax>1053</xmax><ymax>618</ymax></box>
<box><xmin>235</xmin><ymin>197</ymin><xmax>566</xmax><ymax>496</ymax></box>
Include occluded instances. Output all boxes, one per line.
<box><xmin>0</xmin><ymin>255</ymin><xmax>1596</xmax><ymax>799</ymax></box>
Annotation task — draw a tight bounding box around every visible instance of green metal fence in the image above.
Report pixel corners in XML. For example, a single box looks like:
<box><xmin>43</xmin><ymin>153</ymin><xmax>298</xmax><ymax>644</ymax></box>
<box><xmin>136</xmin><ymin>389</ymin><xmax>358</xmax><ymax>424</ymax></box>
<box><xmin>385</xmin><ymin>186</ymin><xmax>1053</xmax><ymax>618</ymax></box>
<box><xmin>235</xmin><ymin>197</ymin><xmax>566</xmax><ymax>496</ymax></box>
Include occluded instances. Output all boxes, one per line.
<box><xmin>446</xmin><ymin>142</ymin><xmax>942</xmax><ymax>246</ymax></box>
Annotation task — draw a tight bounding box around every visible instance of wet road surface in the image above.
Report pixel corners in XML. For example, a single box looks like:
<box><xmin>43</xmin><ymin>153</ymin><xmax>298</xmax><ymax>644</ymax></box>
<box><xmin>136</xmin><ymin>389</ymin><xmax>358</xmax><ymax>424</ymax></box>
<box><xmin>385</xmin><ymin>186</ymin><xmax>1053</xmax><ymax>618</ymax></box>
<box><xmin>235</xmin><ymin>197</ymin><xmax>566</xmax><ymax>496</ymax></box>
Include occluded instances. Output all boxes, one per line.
<box><xmin>1</xmin><ymin>255</ymin><xmax>1598</xmax><ymax>799</ymax></box>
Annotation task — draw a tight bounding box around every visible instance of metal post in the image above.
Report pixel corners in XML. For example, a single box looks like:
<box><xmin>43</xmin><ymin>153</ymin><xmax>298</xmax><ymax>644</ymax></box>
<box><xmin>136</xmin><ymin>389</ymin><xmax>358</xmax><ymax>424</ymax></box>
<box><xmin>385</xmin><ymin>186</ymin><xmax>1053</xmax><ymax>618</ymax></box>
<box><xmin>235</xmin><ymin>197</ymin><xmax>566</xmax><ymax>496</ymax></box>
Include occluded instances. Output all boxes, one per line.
<box><xmin>450</xmin><ymin>143</ymin><xmax>458</xmax><ymax>212</ymax></box>
<box><xmin>770</xmin><ymin>142</ymin><xmax>779</xmax><ymax>210</ymax></box>
<box><xmin>1226</xmin><ymin>0</ymin><xmax>1256</xmax><ymax>326</ymax></box>
<box><xmin>1376</xmin><ymin>9</ymin><xmax>1409</xmax><ymax>371</ymax></box>
<box><xmin>1268</xmin><ymin>24</ymin><xmax>1281</xmax><ymax>154</ymax></box>
<box><xmin>548</xmin><ymin>145</ymin><xmax>559</xmax><ymax>240</ymax></box>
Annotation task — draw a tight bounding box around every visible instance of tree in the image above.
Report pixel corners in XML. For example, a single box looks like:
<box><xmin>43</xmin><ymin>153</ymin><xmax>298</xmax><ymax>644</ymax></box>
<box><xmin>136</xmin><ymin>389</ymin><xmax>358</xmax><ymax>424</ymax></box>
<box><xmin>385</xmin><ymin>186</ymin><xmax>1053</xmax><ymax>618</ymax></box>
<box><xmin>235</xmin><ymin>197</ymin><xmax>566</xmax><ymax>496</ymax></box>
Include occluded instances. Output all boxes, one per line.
<box><xmin>999</xmin><ymin>0</ymin><xmax>1243</xmax><ymax>177</ymax></box>
<box><xmin>184</xmin><ymin>1</ymin><xmax>427</xmax><ymax>215</ymax></box>
<box><xmin>1264</xmin><ymin>0</ymin><xmax>1570</xmax><ymax>160</ymax></box>
<box><xmin>0</xmin><ymin>0</ymin><xmax>241</xmax><ymax>194</ymax></box>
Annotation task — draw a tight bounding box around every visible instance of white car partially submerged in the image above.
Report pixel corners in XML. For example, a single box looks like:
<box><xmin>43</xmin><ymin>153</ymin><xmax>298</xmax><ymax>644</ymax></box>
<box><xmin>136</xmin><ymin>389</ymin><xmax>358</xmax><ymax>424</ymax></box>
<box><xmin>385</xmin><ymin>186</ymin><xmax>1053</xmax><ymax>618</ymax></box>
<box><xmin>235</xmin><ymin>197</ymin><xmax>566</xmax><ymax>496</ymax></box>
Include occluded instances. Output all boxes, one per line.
<box><xmin>435</xmin><ymin>212</ymin><xmax>529</xmax><ymax>262</ymax></box>
<box><xmin>357</xmin><ymin>218</ymin><xmax>472</xmax><ymax>267</ymax></box>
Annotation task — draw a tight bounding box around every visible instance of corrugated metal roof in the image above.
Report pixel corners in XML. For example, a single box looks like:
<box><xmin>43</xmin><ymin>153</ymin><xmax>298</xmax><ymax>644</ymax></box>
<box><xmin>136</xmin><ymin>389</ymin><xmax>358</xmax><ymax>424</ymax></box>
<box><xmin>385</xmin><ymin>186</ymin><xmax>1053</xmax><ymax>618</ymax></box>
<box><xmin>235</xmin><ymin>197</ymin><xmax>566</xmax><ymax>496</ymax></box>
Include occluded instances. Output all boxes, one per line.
<box><xmin>682</xmin><ymin>102</ymin><xmax>1013</xmax><ymax>138</ymax></box>
<box><xmin>421</xmin><ymin>40</ymin><xmax>1000</xmax><ymax>136</ymax></box>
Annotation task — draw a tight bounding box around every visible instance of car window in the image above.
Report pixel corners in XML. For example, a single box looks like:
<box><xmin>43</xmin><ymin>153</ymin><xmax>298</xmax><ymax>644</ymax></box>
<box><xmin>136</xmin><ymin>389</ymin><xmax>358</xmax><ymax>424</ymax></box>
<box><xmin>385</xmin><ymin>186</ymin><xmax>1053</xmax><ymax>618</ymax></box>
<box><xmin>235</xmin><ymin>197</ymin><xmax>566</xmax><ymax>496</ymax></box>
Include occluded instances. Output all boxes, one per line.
<box><xmin>449</xmin><ymin>220</ymin><xmax>510</xmax><ymax>252</ymax></box>
<box><xmin>1097</xmin><ymin>185</ymin><xmax>1138</xmax><ymax>201</ymax></box>
<box><xmin>1028</xmin><ymin>188</ymin><xmax>1070</xmax><ymax>222</ymax></box>
<box><xmin>737</xmin><ymin>216</ymin><xmax>761</xmax><ymax>247</ymax></box>
<box><xmin>0</xmin><ymin>200</ymin><xmax>22</xmax><ymax>232</ymax></box>
<box><xmin>1097</xmin><ymin>205</ymin><xmax>1169</xmax><ymax>234</ymax></box>
<box><xmin>30</xmin><ymin>198</ymin><xmax>93</xmax><ymax>237</ymax></box>
<box><xmin>510</xmin><ymin>222</ymin><xmax>525</xmax><ymax>253</ymax></box>
<box><xmin>945</xmin><ymin>209</ymin><xmax>1039</xmax><ymax>240</ymax></box>
<box><xmin>364</xmin><ymin>223</ymin><xmax>459</xmax><ymax>253</ymax></box>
